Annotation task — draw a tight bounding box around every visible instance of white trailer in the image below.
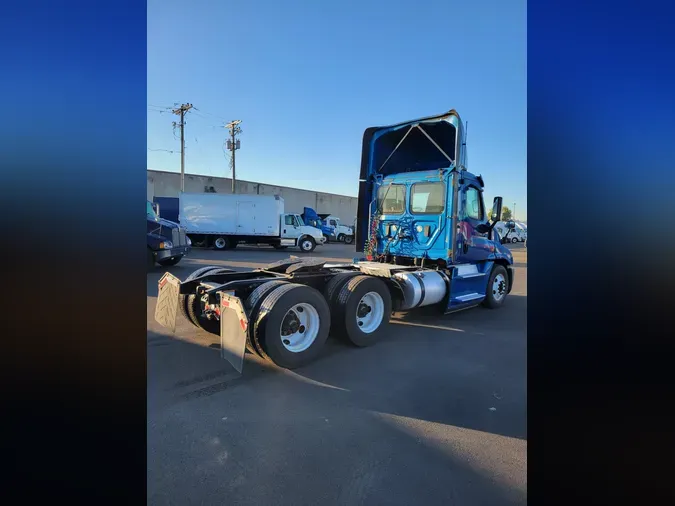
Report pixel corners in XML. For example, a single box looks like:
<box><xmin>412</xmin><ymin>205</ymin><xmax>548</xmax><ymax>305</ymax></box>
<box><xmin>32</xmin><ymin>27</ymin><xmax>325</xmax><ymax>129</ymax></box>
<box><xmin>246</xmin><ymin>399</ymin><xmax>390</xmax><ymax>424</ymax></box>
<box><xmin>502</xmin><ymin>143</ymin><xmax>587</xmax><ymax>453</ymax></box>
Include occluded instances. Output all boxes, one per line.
<box><xmin>179</xmin><ymin>193</ymin><xmax>326</xmax><ymax>253</ymax></box>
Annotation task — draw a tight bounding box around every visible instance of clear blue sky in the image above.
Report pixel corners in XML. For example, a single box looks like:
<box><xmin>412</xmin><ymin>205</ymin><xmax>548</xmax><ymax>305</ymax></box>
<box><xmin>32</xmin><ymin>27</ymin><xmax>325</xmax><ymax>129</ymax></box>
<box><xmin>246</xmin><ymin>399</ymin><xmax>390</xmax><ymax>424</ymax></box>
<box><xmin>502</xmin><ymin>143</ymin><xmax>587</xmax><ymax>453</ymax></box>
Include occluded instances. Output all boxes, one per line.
<box><xmin>148</xmin><ymin>0</ymin><xmax>527</xmax><ymax>220</ymax></box>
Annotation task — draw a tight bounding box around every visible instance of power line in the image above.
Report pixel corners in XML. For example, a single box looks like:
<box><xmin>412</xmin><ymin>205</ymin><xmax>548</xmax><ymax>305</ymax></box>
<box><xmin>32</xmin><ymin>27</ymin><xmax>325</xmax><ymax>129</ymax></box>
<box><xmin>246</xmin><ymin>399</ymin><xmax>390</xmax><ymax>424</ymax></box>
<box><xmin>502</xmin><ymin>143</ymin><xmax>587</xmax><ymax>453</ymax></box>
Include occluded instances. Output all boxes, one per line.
<box><xmin>193</xmin><ymin>107</ymin><xmax>228</xmax><ymax>122</ymax></box>
<box><xmin>148</xmin><ymin>148</ymin><xmax>179</xmax><ymax>154</ymax></box>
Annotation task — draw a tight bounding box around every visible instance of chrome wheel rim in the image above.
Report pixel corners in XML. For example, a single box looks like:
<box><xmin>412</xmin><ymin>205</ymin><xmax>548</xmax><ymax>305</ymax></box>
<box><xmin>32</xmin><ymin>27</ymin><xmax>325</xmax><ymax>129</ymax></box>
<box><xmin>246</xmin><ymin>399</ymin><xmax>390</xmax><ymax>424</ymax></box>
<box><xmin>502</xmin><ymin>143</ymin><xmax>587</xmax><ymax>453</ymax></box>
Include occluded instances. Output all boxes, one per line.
<box><xmin>279</xmin><ymin>303</ymin><xmax>320</xmax><ymax>353</ymax></box>
<box><xmin>355</xmin><ymin>291</ymin><xmax>385</xmax><ymax>333</ymax></box>
<box><xmin>301</xmin><ymin>240</ymin><xmax>313</xmax><ymax>251</ymax></box>
<box><xmin>215</xmin><ymin>238</ymin><xmax>226</xmax><ymax>249</ymax></box>
<box><xmin>492</xmin><ymin>273</ymin><xmax>507</xmax><ymax>302</ymax></box>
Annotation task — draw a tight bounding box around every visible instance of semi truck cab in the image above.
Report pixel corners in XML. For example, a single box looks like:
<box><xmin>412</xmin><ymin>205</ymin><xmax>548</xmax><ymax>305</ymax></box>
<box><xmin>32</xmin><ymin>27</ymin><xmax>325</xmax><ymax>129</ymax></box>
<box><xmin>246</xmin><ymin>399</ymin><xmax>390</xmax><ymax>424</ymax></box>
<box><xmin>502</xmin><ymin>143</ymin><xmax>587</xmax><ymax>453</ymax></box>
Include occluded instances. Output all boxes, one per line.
<box><xmin>356</xmin><ymin>109</ymin><xmax>514</xmax><ymax>312</ymax></box>
<box><xmin>147</xmin><ymin>200</ymin><xmax>191</xmax><ymax>267</ymax></box>
<box><xmin>323</xmin><ymin>215</ymin><xmax>354</xmax><ymax>244</ymax></box>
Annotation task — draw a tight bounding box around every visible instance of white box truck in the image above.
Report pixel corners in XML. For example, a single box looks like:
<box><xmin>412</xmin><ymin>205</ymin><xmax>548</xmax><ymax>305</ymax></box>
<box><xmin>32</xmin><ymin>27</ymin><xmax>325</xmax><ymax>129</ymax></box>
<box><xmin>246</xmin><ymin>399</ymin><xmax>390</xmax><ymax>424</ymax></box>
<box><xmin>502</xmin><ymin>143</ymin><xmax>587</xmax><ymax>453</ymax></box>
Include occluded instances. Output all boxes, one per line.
<box><xmin>179</xmin><ymin>193</ymin><xmax>326</xmax><ymax>253</ymax></box>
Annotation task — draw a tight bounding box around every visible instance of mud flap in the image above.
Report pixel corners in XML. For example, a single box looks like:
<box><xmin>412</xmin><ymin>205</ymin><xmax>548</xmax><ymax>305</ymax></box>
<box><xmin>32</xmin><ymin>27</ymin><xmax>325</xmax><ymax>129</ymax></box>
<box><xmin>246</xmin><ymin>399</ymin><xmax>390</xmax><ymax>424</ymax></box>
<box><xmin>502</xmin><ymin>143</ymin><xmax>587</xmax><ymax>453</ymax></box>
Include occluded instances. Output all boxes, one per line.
<box><xmin>155</xmin><ymin>273</ymin><xmax>181</xmax><ymax>332</ymax></box>
<box><xmin>219</xmin><ymin>292</ymin><xmax>249</xmax><ymax>374</ymax></box>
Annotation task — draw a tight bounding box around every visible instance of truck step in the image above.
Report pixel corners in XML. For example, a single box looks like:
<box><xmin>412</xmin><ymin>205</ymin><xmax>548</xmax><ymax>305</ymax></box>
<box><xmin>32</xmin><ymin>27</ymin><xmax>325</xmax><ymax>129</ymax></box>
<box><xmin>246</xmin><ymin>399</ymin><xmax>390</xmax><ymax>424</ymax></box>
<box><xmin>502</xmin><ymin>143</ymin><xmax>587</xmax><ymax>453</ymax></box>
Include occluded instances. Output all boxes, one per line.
<box><xmin>453</xmin><ymin>264</ymin><xmax>487</xmax><ymax>279</ymax></box>
<box><xmin>453</xmin><ymin>292</ymin><xmax>485</xmax><ymax>303</ymax></box>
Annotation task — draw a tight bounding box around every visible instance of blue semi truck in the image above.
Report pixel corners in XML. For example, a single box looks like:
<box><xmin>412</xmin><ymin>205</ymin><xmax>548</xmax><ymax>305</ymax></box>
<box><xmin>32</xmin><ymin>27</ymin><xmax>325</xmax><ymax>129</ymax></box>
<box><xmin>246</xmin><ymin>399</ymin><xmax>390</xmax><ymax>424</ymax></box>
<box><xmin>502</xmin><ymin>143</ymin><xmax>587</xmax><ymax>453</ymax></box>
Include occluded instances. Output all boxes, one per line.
<box><xmin>147</xmin><ymin>200</ymin><xmax>191</xmax><ymax>268</ymax></box>
<box><xmin>154</xmin><ymin>109</ymin><xmax>514</xmax><ymax>371</ymax></box>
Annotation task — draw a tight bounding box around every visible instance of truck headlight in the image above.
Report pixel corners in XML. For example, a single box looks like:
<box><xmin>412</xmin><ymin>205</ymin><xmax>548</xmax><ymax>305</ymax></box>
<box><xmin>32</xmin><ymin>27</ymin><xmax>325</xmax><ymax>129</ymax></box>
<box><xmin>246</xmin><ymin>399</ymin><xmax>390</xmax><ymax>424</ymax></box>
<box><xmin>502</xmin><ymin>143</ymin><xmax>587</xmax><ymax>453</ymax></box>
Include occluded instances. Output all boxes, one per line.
<box><xmin>186</xmin><ymin>236</ymin><xmax>192</xmax><ymax>246</ymax></box>
<box><xmin>160</xmin><ymin>240</ymin><xmax>173</xmax><ymax>249</ymax></box>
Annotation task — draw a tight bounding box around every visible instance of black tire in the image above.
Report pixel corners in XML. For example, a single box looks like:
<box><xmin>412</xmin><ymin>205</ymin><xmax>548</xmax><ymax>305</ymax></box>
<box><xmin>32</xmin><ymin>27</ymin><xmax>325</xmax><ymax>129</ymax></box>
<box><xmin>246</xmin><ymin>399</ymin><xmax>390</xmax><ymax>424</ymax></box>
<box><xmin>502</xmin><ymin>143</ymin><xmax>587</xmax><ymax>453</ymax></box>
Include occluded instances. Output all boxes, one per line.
<box><xmin>343</xmin><ymin>235</ymin><xmax>354</xmax><ymax>245</ymax></box>
<box><xmin>298</xmin><ymin>236</ymin><xmax>316</xmax><ymax>253</ymax></box>
<box><xmin>511</xmin><ymin>237</ymin><xmax>518</xmax><ymax>243</ymax></box>
<box><xmin>337</xmin><ymin>233</ymin><xmax>345</xmax><ymax>242</ymax></box>
<box><xmin>213</xmin><ymin>236</ymin><xmax>232</xmax><ymax>250</ymax></box>
<box><xmin>253</xmin><ymin>284</ymin><xmax>330</xmax><ymax>369</ymax></box>
<box><xmin>180</xmin><ymin>266</ymin><xmax>233</xmax><ymax>327</ymax></box>
<box><xmin>323</xmin><ymin>272</ymin><xmax>362</xmax><ymax>309</ymax></box>
<box><xmin>323</xmin><ymin>234</ymin><xmax>330</xmax><ymax>244</ymax></box>
<box><xmin>147</xmin><ymin>248</ymin><xmax>155</xmax><ymax>269</ymax></box>
<box><xmin>243</xmin><ymin>280</ymin><xmax>290</xmax><ymax>356</ymax></box>
<box><xmin>187</xmin><ymin>295</ymin><xmax>220</xmax><ymax>334</ymax></box>
<box><xmin>482</xmin><ymin>265</ymin><xmax>509</xmax><ymax>309</ymax></box>
<box><xmin>158</xmin><ymin>256</ymin><xmax>182</xmax><ymax>267</ymax></box>
<box><xmin>333</xmin><ymin>275</ymin><xmax>392</xmax><ymax>347</ymax></box>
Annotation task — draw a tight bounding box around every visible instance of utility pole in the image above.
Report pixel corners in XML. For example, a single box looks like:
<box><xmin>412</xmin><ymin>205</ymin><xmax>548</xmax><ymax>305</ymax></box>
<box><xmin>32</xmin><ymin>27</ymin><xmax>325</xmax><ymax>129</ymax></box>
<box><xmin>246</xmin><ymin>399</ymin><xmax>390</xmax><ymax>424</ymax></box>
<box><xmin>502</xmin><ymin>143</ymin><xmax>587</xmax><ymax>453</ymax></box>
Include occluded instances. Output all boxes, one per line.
<box><xmin>224</xmin><ymin>120</ymin><xmax>242</xmax><ymax>194</ymax></box>
<box><xmin>172</xmin><ymin>103</ymin><xmax>193</xmax><ymax>192</ymax></box>
<box><xmin>513</xmin><ymin>202</ymin><xmax>516</xmax><ymax>221</ymax></box>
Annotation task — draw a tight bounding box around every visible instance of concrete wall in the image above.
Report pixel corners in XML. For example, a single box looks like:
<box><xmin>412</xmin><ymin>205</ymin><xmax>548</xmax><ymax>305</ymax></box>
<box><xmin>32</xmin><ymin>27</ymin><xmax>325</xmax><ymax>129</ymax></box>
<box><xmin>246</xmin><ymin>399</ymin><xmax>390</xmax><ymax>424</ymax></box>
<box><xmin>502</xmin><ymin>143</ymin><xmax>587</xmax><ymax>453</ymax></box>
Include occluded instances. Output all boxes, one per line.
<box><xmin>147</xmin><ymin>170</ymin><xmax>358</xmax><ymax>224</ymax></box>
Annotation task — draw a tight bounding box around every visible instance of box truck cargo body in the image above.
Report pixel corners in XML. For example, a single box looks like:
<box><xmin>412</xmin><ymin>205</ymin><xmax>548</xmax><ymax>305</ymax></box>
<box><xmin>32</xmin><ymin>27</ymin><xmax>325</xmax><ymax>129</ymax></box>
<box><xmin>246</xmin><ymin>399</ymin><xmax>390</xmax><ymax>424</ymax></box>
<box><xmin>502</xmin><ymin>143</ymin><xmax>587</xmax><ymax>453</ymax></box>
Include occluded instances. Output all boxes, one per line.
<box><xmin>179</xmin><ymin>193</ymin><xmax>325</xmax><ymax>252</ymax></box>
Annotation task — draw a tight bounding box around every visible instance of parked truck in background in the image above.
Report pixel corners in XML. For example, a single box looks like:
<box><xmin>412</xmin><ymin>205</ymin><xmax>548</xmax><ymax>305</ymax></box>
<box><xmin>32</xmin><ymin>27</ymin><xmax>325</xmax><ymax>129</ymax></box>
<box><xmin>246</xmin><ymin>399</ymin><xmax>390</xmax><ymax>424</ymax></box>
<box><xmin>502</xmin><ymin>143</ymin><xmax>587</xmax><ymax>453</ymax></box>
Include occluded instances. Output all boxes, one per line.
<box><xmin>495</xmin><ymin>221</ymin><xmax>524</xmax><ymax>243</ymax></box>
<box><xmin>153</xmin><ymin>196</ymin><xmax>180</xmax><ymax>224</ymax></box>
<box><xmin>179</xmin><ymin>193</ymin><xmax>326</xmax><ymax>253</ymax></box>
<box><xmin>323</xmin><ymin>214</ymin><xmax>354</xmax><ymax>244</ymax></box>
<box><xmin>155</xmin><ymin>109</ymin><xmax>515</xmax><ymax>372</ymax></box>
<box><xmin>301</xmin><ymin>207</ymin><xmax>355</xmax><ymax>244</ymax></box>
<box><xmin>147</xmin><ymin>200</ymin><xmax>191</xmax><ymax>268</ymax></box>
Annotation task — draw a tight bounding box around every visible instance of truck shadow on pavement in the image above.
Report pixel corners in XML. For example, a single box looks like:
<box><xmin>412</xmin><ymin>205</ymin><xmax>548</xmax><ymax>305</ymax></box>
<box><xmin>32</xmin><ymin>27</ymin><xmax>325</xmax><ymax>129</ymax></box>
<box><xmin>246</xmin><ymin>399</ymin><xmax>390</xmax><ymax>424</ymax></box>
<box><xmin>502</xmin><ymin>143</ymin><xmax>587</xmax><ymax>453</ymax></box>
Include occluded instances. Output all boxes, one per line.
<box><xmin>148</xmin><ymin>324</ymin><xmax>527</xmax><ymax>506</ymax></box>
<box><xmin>148</xmin><ymin>292</ymin><xmax>527</xmax><ymax>439</ymax></box>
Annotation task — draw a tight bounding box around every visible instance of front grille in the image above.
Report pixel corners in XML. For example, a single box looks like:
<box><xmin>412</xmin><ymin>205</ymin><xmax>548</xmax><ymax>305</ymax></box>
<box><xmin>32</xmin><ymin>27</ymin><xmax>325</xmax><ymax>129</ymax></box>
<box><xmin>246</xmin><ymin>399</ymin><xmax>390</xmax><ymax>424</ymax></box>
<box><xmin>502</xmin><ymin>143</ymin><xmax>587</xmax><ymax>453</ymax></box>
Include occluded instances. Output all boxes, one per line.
<box><xmin>172</xmin><ymin>228</ymin><xmax>180</xmax><ymax>246</ymax></box>
<box><xmin>179</xmin><ymin>228</ymin><xmax>186</xmax><ymax>245</ymax></box>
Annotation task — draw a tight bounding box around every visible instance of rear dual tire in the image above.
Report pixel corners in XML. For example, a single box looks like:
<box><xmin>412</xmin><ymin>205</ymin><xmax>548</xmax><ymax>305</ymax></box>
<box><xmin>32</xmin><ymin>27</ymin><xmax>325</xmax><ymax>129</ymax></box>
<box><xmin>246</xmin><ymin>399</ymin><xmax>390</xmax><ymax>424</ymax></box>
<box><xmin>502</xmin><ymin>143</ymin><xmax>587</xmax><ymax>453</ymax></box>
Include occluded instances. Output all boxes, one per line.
<box><xmin>325</xmin><ymin>274</ymin><xmax>392</xmax><ymax>347</ymax></box>
<box><xmin>252</xmin><ymin>284</ymin><xmax>330</xmax><ymax>369</ymax></box>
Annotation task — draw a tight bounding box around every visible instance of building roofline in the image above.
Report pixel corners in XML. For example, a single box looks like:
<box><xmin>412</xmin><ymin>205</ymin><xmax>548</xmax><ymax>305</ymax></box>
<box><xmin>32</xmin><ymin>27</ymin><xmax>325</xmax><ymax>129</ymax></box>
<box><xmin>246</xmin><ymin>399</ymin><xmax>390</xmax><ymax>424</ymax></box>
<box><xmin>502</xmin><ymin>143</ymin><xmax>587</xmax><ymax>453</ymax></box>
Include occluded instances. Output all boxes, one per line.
<box><xmin>147</xmin><ymin>168</ymin><xmax>357</xmax><ymax>199</ymax></box>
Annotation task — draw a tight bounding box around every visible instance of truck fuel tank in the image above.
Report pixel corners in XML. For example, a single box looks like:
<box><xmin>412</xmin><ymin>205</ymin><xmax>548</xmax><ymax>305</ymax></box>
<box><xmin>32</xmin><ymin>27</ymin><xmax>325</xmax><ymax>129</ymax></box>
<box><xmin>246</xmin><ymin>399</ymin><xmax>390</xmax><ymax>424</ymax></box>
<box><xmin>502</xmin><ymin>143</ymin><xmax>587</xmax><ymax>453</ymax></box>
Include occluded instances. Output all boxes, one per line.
<box><xmin>393</xmin><ymin>270</ymin><xmax>449</xmax><ymax>310</ymax></box>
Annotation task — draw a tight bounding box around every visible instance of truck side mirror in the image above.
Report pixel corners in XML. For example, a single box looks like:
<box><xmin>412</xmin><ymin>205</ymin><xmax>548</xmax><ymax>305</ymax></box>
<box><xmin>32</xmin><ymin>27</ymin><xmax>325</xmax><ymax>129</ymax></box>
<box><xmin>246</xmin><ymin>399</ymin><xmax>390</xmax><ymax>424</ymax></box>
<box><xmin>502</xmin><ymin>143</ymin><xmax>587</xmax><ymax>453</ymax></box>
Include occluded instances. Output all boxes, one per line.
<box><xmin>152</xmin><ymin>203</ymin><xmax>160</xmax><ymax>217</ymax></box>
<box><xmin>490</xmin><ymin>197</ymin><xmax>503</xmax><ymax>223</ymax></box>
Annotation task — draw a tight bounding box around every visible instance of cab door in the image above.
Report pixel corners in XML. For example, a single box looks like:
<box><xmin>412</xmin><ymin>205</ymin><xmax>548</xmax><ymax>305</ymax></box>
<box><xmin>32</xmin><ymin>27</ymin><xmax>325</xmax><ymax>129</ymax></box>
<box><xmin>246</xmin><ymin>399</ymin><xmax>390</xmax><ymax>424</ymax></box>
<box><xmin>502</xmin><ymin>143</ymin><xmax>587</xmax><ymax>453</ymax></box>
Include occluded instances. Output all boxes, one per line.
<box><xmin>281</xmin><ymin>214</ymin><xmax>301</xmax><ymax>238</ymax></box>
<box><xmin>455</xmin><ymin>183</ymin><xmax>493</xmax><ymax>264</ymax></box>
<box><xmin>328</xmin><ymin>218</ymin><xmax>339</xmax><ymax>238</ymax></box>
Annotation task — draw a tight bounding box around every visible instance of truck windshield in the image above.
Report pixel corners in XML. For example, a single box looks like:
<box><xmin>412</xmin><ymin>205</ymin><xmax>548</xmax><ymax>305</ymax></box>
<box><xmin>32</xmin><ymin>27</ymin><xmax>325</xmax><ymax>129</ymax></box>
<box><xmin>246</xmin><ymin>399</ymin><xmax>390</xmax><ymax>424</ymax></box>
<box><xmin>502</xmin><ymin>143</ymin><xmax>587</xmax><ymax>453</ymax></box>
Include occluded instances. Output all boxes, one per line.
<box><xmin>410</xmin><ymin>182</ymin><xmax>445</xmax><ymax>214</ymax></box>
<box><xmin>147</xmin><ymin>201</ymin><xmax>159</xmax><ymax>219</ymax></box>
<box><xmin>295</xmin><ymin>215</ymin><xmax>304</xmax><ymax>226</ymax></box>
<box><xmin>377</xmin><ymin>184</ymin><xmax>406</xmax><ymax>214</ymax></box>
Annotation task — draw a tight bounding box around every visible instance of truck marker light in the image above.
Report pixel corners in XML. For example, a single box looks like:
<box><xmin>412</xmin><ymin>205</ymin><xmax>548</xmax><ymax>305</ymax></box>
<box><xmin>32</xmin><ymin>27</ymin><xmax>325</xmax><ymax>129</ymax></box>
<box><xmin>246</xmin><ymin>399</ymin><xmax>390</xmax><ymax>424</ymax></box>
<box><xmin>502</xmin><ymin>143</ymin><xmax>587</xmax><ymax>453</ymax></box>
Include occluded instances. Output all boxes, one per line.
<box><xmin>240</xmin><ymin>319</ymin><xmax>247</xmax><ymax>331</ymax></box>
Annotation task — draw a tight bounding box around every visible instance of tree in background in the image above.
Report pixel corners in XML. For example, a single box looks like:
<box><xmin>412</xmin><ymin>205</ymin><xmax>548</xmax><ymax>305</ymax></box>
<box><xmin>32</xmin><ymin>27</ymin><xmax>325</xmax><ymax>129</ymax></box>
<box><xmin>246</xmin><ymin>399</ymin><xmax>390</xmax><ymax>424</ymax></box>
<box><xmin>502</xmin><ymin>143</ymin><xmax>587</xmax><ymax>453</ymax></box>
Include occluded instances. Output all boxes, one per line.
<box><xmin>501</xmin><ymin>205</ymin><xmax>513</xmax><ymax>221</ymax></box>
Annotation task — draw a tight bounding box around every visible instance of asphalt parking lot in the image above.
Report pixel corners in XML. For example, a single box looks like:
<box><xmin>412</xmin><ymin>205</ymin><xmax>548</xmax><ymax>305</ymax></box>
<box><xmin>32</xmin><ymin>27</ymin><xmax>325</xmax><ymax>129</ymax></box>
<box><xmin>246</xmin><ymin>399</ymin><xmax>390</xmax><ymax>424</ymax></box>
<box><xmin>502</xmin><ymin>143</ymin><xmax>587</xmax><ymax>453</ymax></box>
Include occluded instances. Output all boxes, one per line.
<box><xmin>147</xmin><ymin>242</ymin><xmax>527</xmax><ymax>506</ymax></box>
